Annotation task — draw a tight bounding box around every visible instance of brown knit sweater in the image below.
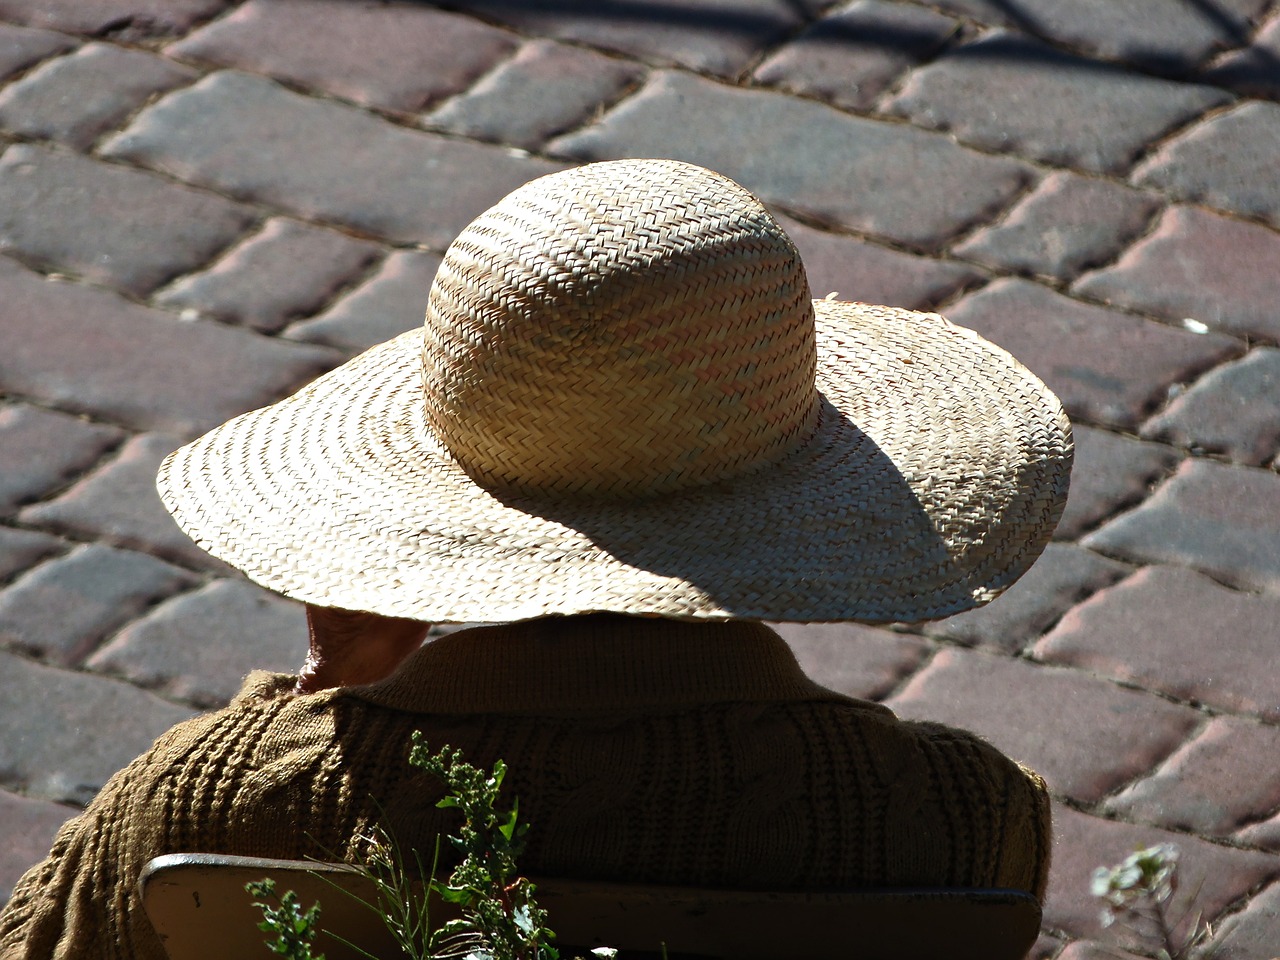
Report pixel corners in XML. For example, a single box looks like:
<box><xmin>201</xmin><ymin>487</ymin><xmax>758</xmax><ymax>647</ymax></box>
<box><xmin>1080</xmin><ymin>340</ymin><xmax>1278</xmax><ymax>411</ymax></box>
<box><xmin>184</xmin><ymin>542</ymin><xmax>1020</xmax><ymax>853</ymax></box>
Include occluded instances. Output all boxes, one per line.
<box><xmin>0</xmin><ymin>617</ymin><xmax>1051</xmax><ymax>960</ymax></box>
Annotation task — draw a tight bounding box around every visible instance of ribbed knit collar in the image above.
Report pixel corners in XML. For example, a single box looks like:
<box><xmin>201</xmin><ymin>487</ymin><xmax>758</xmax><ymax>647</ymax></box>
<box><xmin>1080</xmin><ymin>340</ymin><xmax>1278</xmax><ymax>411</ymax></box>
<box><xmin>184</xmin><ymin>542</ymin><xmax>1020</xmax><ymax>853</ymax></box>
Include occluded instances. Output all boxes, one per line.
<box><xmin>344</xmin><ymin>615</ymin><xmax>864</xmax><ymax>718</ymax></box>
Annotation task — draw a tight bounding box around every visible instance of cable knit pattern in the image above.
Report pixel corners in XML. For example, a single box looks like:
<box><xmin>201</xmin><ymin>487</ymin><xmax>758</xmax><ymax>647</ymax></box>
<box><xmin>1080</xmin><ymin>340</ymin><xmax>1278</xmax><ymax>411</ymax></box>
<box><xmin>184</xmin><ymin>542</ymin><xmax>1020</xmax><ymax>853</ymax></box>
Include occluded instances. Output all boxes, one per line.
<box><xmin>0</xmin><ymin>618</ymin><xmax>1050</xmax><ymax>960</ymax></box>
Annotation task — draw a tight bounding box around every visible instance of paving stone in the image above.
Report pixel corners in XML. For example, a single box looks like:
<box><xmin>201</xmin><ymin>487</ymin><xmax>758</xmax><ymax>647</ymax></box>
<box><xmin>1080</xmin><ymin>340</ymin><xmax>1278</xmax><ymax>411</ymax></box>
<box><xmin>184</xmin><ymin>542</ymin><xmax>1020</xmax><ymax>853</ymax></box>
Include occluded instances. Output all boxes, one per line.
<box><xmin>1140</xmin><ymin>347</ymin><xmax>1280</xmax><ymax>465</ymax></box>
<box><xmin>154</xmin><ymin>218</ymin><xmax>383</xmax><ymax>334</ymax></box>
<box><xmin>1047</xmin><ymin>804</ymin><xmax>1280</xmax><ymax>946</ymax></box>
<box><xmin>1036</xmin><ymin>565</ymin><xmax>1280</xmax><ymax>721</ymax></box>
<box><xmin>954</xmin><ymin>172</ymin><xmax>1163</xmax><ymax>281</ymax></box>
<box><xmin>1204</xmin><ymin>15</ymin><xmax>1280</xmax><ymax>100</ymax></box>
<box><xmin>1054</xmin><ymin>944</ymin><xmax>1143</xmax><ymax>960</ymax></box>
<box><xmin>1030</xmin><ymin>933</ymin><xmax>1071</xmax><ymax>960</ymax></box>
<box><xmin>549</xmin><ymin>70</ymin><xmax>1033</xmax><ymax>251</ymax></box>
<box><xmin>169</xmin><ymin>0</ymin><xmax>516</xmax><ymax>113</ymax></box>
<box><xmin>1054</xmin><ymin>426</ymin><xmax>1182</xmax><ymax>541</ymax></box>
<box><xmin>0</xmin><ymin>0</ymin><xmax>227</xmax><ymax>38</ymax></box>
<box><xmin>87</xmin><ymin>579</ymin><xmax>308</xmax><ymax>709</ymax></box>
<box><xmin>285</xmin><ymin>249</ymin><xmax>441</xmax><ymax>353</ymax></box>
<box><xmin>886</xmin><ymin>30</ymin><xmax>1230</xmax><ymax>174</ymax></box>
<box><xmin>923</xmin><ymin>543</ymin><xmax>1129</xmax><ymax>652</ymax></box>
<box><xmin>0</xmin><ymin>527</ymin><xmax>63</xmax><ymax>585</ymax></box>
<box><xmin>751</xmin><ymin>1</ymin><xmax>960</xmax><ymax>112</ymax></box>
<box><xmin>0</xmin><ymin>648</ymin><xmax>195</xmax><ymax>805</ymax></box>
<box><xmin>0</xmin><ymin>257</ymin><xmax>339</xmax><ymax>436</ymax></box>
<box><xmin>426</xmin><ymin>39</ymin><xmax>646</xmax><ymax>150</ymax></box>
<box><xmin>0</xmin><ymin>404</ymin><xmax>123</xmax><ymax>514</ymax></box>
<box><xmin>0</xmin><ymin>143</ymin><xmax>257</xmax><ymax>297</ymax></box>
<box><xmin>441</xmin><ymin>0</ymin><xmax>803</xmax><ymax>77</ymax></box>
<box><xmin>1237</xmin><ymin>813</ymin><xmax>1280</xmax><ymax>852</ymax></box>
<box><xmin>0</xmin><ymin>42</ymin><xmax>195</xmax><ymax>150</ymax></box>
<box><xmin>945</xmin><ymin>279</ymin><xmax>1239</xmax><ymax>430</ymax></box>
<box><xmin>771</xmin><ymin>622</ymin><xmax>933</xmax><ymax>701</ymax></box>
<box><xmin>103</xmin><ymin>71</ymin><xmax>563</xmax><ymax>249</ymax></box>
<box><xmin>0</xmin><ymin>22</ymin><xmax>75</xmax><ymax>81</ymax></box>
<box><xmin>1205</xmin><ymin>880</ymin><xmax>1280</xmax><ymax>960</ymax></box>
<box><xmin>1135</xmin><ymin>102</ymin><xmax>1280</xmax><ymax>227</ymax></box>
<box><xmin>0</xmin><ymin>788</ymin><xmax>77</xmax><ymax>903</ymax></box>
<box><xmin>887</xmin><ymin>647</ymin><xmax>1201</xmax><ymax>803</ymax></box>
<box><xmin>922</xmin><ymin>0</ymin><xmax>1270</xmax><ymax>72</ymax></box>
<box><xmin>1083</xmin><ymin>458</ymin><xmax>1280</xmax><ymax>592</ymax></box>
<box><xmin>775</xmin><ymin>213</ymin><xmax>980</xmax><ymax>309</ymax></box>
<box><xmin>1104</xmin><ymin>717</ymin><xmax>1280</xmax><ymax>837</ymax></box>
<box><xmin>1075</xmin><ymin>206</ymin><xmax>1280</xmax><ymax>343</ymax></box>
<box><xmin>0</xmin><ymin>543</ymin><xmax>196</xmax><ymax>666</ymax></box>
<box><xmin>19</xmin><ymin>433</ymin><xmax>230</xmax><ymax>572</ymax></box>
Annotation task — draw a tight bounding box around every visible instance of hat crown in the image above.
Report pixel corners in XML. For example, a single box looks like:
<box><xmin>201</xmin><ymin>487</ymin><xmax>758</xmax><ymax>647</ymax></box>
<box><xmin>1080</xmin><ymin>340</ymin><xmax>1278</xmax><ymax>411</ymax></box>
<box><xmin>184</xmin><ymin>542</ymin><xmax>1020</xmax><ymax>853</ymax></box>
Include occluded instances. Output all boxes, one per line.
<box><xmin>423</xmin><ymin>159</ymin><xmax>820</xmax><ymax>499</ymax></box>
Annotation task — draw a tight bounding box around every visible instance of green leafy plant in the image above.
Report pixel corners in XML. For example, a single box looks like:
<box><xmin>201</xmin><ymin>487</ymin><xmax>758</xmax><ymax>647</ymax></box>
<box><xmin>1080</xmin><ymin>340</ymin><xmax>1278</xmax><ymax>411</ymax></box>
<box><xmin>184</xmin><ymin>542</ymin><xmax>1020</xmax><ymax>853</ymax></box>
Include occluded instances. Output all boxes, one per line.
<box><xmin>1091</xmin><ymin>843</ymin><xmax>1214</xmax><ymax>960</ymax></box>
<box><xmin>246</xmin><ymin>878</ymin><xmax>326</xmax><ymax>960</ymax></box>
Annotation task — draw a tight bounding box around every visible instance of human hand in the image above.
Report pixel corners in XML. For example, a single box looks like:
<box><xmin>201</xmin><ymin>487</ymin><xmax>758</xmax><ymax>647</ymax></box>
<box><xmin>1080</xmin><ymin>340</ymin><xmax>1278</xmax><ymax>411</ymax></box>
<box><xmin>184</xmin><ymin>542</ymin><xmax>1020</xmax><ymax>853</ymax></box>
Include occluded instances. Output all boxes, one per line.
<box><xmin>296</xmin><ymin>604</ymin><xmax>431</xmax><ymax>693</ymax></box>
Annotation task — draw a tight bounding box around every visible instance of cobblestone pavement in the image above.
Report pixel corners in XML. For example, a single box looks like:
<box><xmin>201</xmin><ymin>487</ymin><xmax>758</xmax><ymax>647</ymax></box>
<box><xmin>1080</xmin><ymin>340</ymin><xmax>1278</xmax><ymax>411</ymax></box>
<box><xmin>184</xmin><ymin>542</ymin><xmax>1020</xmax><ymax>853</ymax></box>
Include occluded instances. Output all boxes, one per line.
<box><xmin>1</xmin><ymin>1</ymin><xmax>1279</xmax><ymax>956</ymax></box>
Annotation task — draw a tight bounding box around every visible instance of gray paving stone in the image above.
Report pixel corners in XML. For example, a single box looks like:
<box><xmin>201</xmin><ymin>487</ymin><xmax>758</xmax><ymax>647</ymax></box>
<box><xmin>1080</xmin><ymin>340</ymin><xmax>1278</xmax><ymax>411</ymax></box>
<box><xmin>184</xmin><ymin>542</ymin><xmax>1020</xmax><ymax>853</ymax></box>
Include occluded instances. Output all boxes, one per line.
<box><xmin>886</xmin><ymin>30</ymin><xmax>1230</xmax><ymax>174</ymax></box>
<box><xmin>102</xmin><ymin>71</ymin><xmax>563</xmax><ymax>248</ymax></box>
<box><xmin>771</xmin><ymin>622</ymin><xmax>933</xmax><ymax>701</ymax></box>
<box><xmin>1054</xmin><ymin>425</ymin><xmax>1182</xmax><ymax>540</ymax></box>
<box><xmin>923</xmin><ymin>543</ymin><xmax>1129</xmax><ymax>653</ymax></box>
<box><xmin>954</xmin><ymin>172</ymin><xmax>1162</xmax><ymax>281</ymax></box>
<box><xmin>1203</xmin><ymin>14</ymin><xmax>1280</xmax><ymax>100</ymax></box>
<box><xmin>169</xmin><ymin>0</ymin><xmax>517</xmax><ymax>113</ymax></box>
<box><xmin>0</xmin><ymin>543</ymin><xmax>196</xmax><ymax>666</ymax></box>
<box><xmin>1237</xmin><ymin>814</ymin><xmax>1280</xmax><ymax>852</ymax></box>
<box><xmin>0</xmin><ymin>42</ymin><xmax>196</xmax><ymax>150</ymax></box>
<box><xmin>0</xmin><ymin>22</ymin><xmax>75</xmax><ymax>81</ymax></box>
<box><xmin>426</xmin><ymin>39</ymin><xmax>646</xmax><ymax>150</ymax></box>
<box><xmin>887</xmin><ymin>647</ymin><xmax>1201</xmax><ymax>803</ymax></box>
<box><xmin>0</xmin><ymin>648</ymin><xmax>195</xmax><ymax>805</ymax></box>
<box><xmin>0</xmin><ymin>143</ymin><xmax>258</xmax><ymax>297</ymax></box>
<box><xmin>0</xmin><ymin>527</ymin><xmax>64</xmax><ymax>584</ymax></box>
<box><xmin>1083</xmin><ymin>458</ymin><xmax>1280</xmax><ymax>592</ymax></box>
<box><xmin>945</xmin><ymin>278</ymin><xmax>1239</xmax><ymax>430</ymax></box>
<box><xmin>1054</xmin><ymin>944</ymin><xmax>1142</xmax><ymax>960</ymax></box>
<box><xmin>284</xmin><ymin>249</ymin><xmax>441</xmax><ymax>353</ymax></box>
<box><xmin>1205</xmin><ymin>881</ymin><xmax>1280</xmax><ymax>960</ymax></box>
<box><xmin>1036</xmin><ymin>565</ymin><xmax>1280</xmax><ymax>720</ymax></box>
<box><xmin>0</xmin><ymin>257</ymin><xmax>339</xmax><ymax>437</ymax></box>
<box><xmin>549</xmin><ymin>70</ymin><xmax>1033</xmax><ymax>251</ymax></box>
<box><xmin>0</xmin><ymin>0</ymin><xmax>227</xmax><ymax>38</ymax></box>
<box><xmin>1134</xmin><ymin>101</ymin><xmax>1280</xmax><ymax>227</ymax></box>
<box><xmin>0</xmin><ymin>404</ymin><xmax>123</xmax><ymax>514</ymax></box>
<box><xmin>1075</xmin><ymin>205</ymin><xmax>1280</xmax><ymax>343</ymax></box>
<box><xmin>87</xmin><ymin>579</ymin><xmax>308</xmax><ymax>709</ymax></box>
<box><xmin>0</xmin><ymin>788</ymin><xmax>77</xmax><ymax>903</ymax></box>
<box><xmin>1140</xmin><ymin>347</ymin><xmax>1280</xmax><ymax>465</ymax></box>
<box><xmin>154</xmin><ymin>218</ymin><xmax>383</xmax><ymax>334</ymax></box>
<box><xmin>752</xmin><ymin>1</ymin><xmax>960</xmax><ymax>112</ymax></box>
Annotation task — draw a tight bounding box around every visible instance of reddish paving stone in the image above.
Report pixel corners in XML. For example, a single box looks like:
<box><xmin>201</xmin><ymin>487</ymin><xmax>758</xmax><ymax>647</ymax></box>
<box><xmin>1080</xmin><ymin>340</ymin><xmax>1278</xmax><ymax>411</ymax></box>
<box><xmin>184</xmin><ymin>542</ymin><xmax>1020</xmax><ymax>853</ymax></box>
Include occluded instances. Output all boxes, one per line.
<box><xmin>0</xmin><ymin>543</ymin><xmax>196</xmax><ymax>666</ymax></box>
<box><xmin>887</xmin><ymin>647</ymin><xmax>1201</xmax><ymax>803</ymax></box>
<box><xmin>945</xmin><ymin>279</ymin><xmax>1239</xmax><ymax>430</ymax></box>
<box><xmin>1140</xmin><ymin>347</ymin><xmax>1280</xmax><ymax>465</ymax></box>
<box><xmin>1083</xmin><ymin>458</ymin><xmax>1280</xmax><ymax>592</ymax></box>
<box><xmin>1036</xmin><ymin>565</ymin><xmax>1280</xmax><ymax>720</ymax></box>
<box><xmin>87</xmin><ymin>579</ymin><xmax>308</xmax><ymax>709</ymax></box>
<box><xmin>0</xmin><ymin>23</ymin><xmax>75</xmax><ymax>81</ymax></box>
<box><xmin>0</xmin><ymin>42</ymin><xmax>196</xmax><ymax>150</ymax></box>
<box><xmin>441</xmin><ymin>0</ymin><xmax>803</xmax><ymax>78</ymax></box>
<box><xmin>1075</xmin><ymin>206</ymin><xmax>1280</xmax><ymax>344</ymax></box>
<box><xmin>426</xmin><ymin>39</ymin><xmax>646</xmax><ymax>150</ymax></box>
<box><xmin>1134</xmin><ymin>103</ymin><xmax>1280</xmax><ymax>228</ymax></box>
<box><xmin>103</xmin><ymin>71</ymin><xmax>563</xmax><ymax>248</ymax></box>
<box><xmin>19</xmin><ymin>433</ymin><xmax>230</xmax><ymax>572</ymax></box>
<box><xmin>1045</xmin><ymin>804</ymin><xmax>1280</xmax><ymax>945</ymax></box>
<box><xmin>751</xmin><ymin>1</ymin><xmax>960</xmax><ymax>112</ymax></box>
<box><xmin>285</xmin><ymin>249</ymin><xmax>441</xmax><ymax>353</ymax></box>
<box><xmin>1204</xmin><ymin>15</ymin><xmax>1280</xmax><ymax>100</ymax></box>
<box><xmin>0</xmin><ymin>258</ymin><xmax>339</xmax><ymax>436</ymax></box>
<box><xmin>1054</xmin><ymin>426</ymin><xmax>1182</xmax><ymax>541</ymax></box>
<box><xmin>0</xmin><ymin>788</ymin><xmax>76</xmax><ymax>902</ymax></box>
<box><xmin>954</xmin><ymin>172</ymin><xmax>1163</xmax><ymax>281</ymax></box>
<box><xmin>1206</xmin><ymin>880</ymin><xmax>1280</xmax><ymax>960</ymax></box>
<box><xmin>770</xmin><ymin>622</ymin><xmax>933</xmax><ymax>701</ymax></box>
<box><xmin>0</xmin><ymin>527</ymin><xmax>63</xmax><ymax>584</ymax></box>
<box><xmin>923</xmin><ymin>0</ymin><xmax>1270</xmax><ymax>72</ymax></box>
<box><xmin>0</xmin><ymin>0</ymin><xmax>227</xmax><ymax>38</ymax></box>
<box><xmin>155</xmin><ymin>218</ymin><xmax>383</xmax><ymax>334</ymax></box>
<box><xmin>0</xmin><ymin>143</ymin><xmax>257</xmax><ymax>297</ymax></box>
<box><xmin>549</xmin><ymin>70</ymin><xmax>1033</xmax><ymax>251</ymax></box>
<box><xmin>1054</xmin><ymin>945</ymin><xmax>1142</xmax><ymax>960</ymax></box>
<box><xmin>0</xmin><ymin>648</ymin><xmax>194</xmax><ymax>805</ymax></box>
<box><xmin>0</xmin><ymin>404</ymin><xmax>123</xmax><ymax>514</ymax></box>
<box><xmin>169</xmin><ymin>0</ymin><xmax>516</xmax><ymax>113</ymax></box>
<box><xmin>886</xmin><ymin>30</ymin><xmax>1230</xmax><ymax>174</ymax></box>
<box><xmin>1238</xmin><ymin>814</ymin><xmax>1280</xmax><ymax>853</ymax></box>
<box><xmin>1030</xmin><ymin>933</ymin><xmax>1070</xmax><ymax>959</ymax></box>
<box><xmin>923</xmin><ymin>543</ymin><xmax>1129</xmax><ymax>653</ymax></box>
<box><xmin>1104</xmin><ymin>716</ymin><xmax>1280</xmax><ymax>837</ymax></box>
<box><xmin>775</xmin><ymin>213</ymin><xmax>980</xmax><ymax>309</ymax></box>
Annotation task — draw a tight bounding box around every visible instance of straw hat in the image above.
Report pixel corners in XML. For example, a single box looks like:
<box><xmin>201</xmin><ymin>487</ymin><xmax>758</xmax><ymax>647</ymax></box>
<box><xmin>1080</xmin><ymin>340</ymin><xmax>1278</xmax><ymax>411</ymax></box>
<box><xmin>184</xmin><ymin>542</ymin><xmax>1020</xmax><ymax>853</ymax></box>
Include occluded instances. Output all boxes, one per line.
<box><xmin>158</xmin><ymin>159</ymin><xmax>1071</xmax><ymax>624</ymax></box>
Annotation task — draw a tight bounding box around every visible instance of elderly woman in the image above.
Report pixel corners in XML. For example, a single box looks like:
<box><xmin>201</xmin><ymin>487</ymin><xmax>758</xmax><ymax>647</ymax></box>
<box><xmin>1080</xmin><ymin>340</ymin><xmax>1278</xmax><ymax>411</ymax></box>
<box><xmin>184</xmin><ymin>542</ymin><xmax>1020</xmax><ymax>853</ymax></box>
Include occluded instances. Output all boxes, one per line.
<box><xmin>0</xmin><ymin>160</ymin><xmax>1071</xmax><ymax>960</ymax></box>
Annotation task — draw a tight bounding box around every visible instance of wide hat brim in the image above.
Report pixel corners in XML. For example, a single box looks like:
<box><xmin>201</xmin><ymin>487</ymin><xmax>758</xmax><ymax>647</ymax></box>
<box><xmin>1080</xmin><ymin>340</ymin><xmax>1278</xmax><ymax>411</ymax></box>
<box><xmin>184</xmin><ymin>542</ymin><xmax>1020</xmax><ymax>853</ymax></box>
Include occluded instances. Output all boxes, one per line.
<box><xmin>159</xmin><ymin>299</ymin><xmax>1071</xmax><ymax>625</ymax></box>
